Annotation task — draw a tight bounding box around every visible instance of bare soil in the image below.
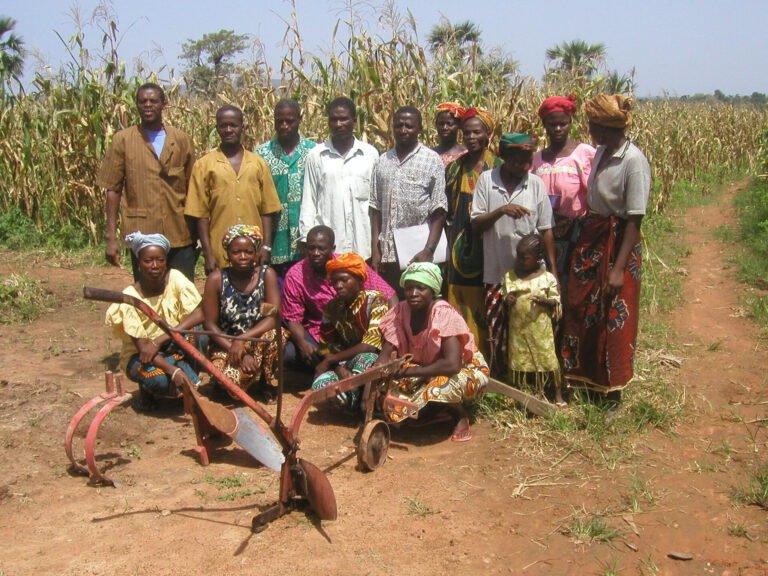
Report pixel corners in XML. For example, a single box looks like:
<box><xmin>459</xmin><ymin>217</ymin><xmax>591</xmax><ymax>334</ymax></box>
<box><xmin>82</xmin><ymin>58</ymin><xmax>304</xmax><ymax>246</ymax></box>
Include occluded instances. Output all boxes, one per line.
<box><xmin>0</xmin><ymin>181</ymin><xmax>766</xmax><ymax>576</ymax></box>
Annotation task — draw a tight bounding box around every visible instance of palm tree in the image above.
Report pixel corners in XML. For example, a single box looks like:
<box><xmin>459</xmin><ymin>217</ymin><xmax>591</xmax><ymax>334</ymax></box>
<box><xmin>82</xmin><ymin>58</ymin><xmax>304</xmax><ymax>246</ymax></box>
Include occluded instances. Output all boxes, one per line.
<box><xmin>545</xmin><ymin>39</ymin><xmax>605</xmax><ymax>78</ymax></box>
<box><xmin>428</xmin><ymin>19</ymin><xmax>482</xmax><ymax>63</ymax></box>
<box><xmin>0</xmin><ymin>16</ymin><xmax>25</xmax><ymax>94</ymax></box>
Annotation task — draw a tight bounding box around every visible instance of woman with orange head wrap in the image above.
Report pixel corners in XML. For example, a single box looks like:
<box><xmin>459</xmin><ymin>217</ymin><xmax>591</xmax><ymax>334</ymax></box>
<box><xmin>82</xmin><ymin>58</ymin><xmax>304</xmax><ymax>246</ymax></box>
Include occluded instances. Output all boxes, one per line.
<box><xmin>310</xmin><ymin>252</ymin><xmax>390</xmax><ymax>409</ymax></box>
<box><xmin>433</xmin><ymin>102</ymin><xmax>467</xmax><ymax>166</ymax></box>
<box><xmin>532</xmin><ymin>95</ymin><xmax>596</xmax><ymax>296</ymax></box>
<box><xmin>561</xmin><ymin>94</ymin><xmax>651</xmax><ymax>403</ymax></box>
<box><xmin>444</xmin><ymin>106</ymin><xmax>502</xmax><ymax>361</ymax></box>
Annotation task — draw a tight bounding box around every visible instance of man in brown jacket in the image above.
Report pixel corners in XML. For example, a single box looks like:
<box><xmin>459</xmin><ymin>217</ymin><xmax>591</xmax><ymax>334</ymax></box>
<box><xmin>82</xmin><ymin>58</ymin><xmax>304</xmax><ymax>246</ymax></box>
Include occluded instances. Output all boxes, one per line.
<box><xmin>97</xmin><ymin>83</ymin><xmax>197</xmax><ymax>280</ymax></box>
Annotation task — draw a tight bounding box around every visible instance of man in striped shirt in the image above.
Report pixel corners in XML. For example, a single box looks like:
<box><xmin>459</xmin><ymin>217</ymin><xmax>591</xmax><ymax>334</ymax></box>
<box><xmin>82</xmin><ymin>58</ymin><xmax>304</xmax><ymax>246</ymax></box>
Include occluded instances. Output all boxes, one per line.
<box><xmin>97</xmin><ymin>83</ymin><xmax>197</xmax><ymax>280</ymax></box>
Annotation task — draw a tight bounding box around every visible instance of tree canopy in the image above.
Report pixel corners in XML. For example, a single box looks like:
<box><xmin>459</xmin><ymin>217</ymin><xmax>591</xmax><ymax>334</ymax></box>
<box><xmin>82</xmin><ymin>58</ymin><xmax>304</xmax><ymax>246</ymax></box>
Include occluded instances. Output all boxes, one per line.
<box><xmin>545</xmin><ymin>39</ymin><xmax>606</xmax><ymax>78</ymax></box>
<box><xmin>179</xmin><ymin>29</ymin><xmax>249</xmax><ymax>96</ymax></box>
<box><xmin>0</xmin><ymin>16</ymin><xmax>25</xmax><ymax>96</ymax></box>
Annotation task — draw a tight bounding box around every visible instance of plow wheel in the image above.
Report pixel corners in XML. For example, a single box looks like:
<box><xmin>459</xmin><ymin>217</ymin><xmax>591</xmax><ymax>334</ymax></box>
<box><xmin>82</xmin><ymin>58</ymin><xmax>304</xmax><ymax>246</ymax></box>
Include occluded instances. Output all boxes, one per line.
<box><xmin>357</xmin><ymin>419</ymin><xmax>390</xmax><ymax>472</ymax></box>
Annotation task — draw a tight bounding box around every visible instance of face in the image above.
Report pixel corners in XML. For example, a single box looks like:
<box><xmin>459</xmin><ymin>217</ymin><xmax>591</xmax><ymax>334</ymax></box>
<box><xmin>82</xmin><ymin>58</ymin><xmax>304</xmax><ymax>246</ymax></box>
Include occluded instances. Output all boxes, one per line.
<box><xmin>328</xmin><ymin>105</ymin><xmax>355</xmax><ymax>140</ymax></box>
<box><xmin>403</xmin><ymin>281</ymin><xmax>434</xmax><ymax>311</ymax></box>
<box><xmin>516</xmin><ymin>244</ymin><xmax>539</xmax><ymax>272</ymax></box>
<box><xmin>306</xmin><ymin>233</ymin><xmax>334</xmax><ymax>272</ymax></box>
<box><xmin>543</xmin><ymin>111</ymin><xmax>571</xmax><ymax>145</ymax></box>
<box><xmin>461</xmin><ymin>117</ymin><xmax>489</xmax><ymax>153</ymax></box>
<box><xmin>274</xmin><ymin>106</ymin><xmax>300</xmax><ymax>141</ymax></box>
<box><xmin>216</xmin><ymin>110</ymin><xmax>244</xmax><ymax>146</ymax></box>
<box><xmin>226</xmin><ymin>237</ymin><xmax>257</xmax><ymax>270</ymax></box>
<box><xmin>136</xmin><ymin>88</ymin><xmax>165</xmax><ymax>126</ymax></box>
<box><xmin>588</xmin><ymin>121</ymin><xmax>606</xmax><ymax>146</ymax></box>
<box><xmin>435</xmin><ymin>111</ymin><xmax>460</xmax><ymax>143</ymax></box>
<box><xmin>393</xmin><ymin>112</ymin><xmax>421</xmax><ymax>148</ymax></box>
<box><xmin>330</xmin><ymin>271</ymin><xmax>362</xmax><ymax>302</ymax></box>
<box><xmin>138</xmin><ymin>245</ymin><xmax>167</xmax><ymax>281</ymax></box>
<box><xmin>502</xmin><ymin>149</ymin><xmax>534</xmax><ymax>178</ymax></box>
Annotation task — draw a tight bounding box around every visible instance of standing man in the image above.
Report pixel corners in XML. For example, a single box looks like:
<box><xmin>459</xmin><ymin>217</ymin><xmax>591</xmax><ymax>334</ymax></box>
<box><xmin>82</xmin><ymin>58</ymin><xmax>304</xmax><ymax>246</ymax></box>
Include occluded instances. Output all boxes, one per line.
<box><xmin>255</xmin><ymin>98</ymin><xmax>316</xmax><ymax>275</ymax></box>
<box><xmin>370</xmin><ymin>106</ymin><xmax>447</xmax><ymax>290</ymax></box>
<box><xmin>185</xmin><ymin>105</ymin><xmax>282</xmax><ymax>273</ymax></box>
<box><xmin>299</xmin><ymin>97</ymin><xmax>379</xmax><ymax>259</ymax></box>
<box><xmin>98</xmin><ymin>83</ymin><xmax>196</xmax><ymax>280</ymax></box>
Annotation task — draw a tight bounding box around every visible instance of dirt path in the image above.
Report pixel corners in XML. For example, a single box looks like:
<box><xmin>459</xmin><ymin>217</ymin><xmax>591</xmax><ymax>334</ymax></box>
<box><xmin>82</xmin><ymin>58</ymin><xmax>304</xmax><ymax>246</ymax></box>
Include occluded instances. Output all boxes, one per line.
<box><xmin>0</xmin><ymin>181</ymin><xmax>766</xmax><ymax>576</ymax></box>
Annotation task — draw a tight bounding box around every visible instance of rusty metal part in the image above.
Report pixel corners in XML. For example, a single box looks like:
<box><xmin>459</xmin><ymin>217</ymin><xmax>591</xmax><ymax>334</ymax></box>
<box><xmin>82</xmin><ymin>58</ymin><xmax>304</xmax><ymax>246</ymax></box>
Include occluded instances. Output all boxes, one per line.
<box><xmin>64</xmin><ymin>371</ymin><xmax>133</xmax><ymax>486</ymax></box>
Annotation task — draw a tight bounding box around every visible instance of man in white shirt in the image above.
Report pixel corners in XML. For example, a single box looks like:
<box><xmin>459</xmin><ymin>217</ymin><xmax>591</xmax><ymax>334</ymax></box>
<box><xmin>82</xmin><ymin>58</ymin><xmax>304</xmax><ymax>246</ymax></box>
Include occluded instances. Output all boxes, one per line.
<box><xmin>299</xmin><ymin>97</ymin><xmax>379</xmax><ymax>259</ymax></box>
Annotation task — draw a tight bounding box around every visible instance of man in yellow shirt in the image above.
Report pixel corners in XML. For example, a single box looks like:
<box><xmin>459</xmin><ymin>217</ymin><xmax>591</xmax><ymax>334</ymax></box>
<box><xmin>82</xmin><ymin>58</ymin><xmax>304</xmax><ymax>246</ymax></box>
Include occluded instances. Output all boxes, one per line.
<box><xmin>186</xmin><ymin>105</ymin><xmax>282</xmax><ymax>273</ymax></box>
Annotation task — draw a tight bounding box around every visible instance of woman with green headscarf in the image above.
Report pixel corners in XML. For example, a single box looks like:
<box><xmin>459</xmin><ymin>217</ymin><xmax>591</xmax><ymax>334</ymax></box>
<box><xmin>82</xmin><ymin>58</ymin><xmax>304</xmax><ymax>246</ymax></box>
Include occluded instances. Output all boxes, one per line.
<box><xmin>373</xmin><ymin>263</ymin><xmax>489</xmax><ymax>442</ymax></box>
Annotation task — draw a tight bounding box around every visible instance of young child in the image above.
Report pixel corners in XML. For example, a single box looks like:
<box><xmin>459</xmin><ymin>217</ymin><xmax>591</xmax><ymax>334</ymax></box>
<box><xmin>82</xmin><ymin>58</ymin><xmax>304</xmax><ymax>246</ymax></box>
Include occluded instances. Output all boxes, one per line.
<box><xmin>503</xmin><ymin>233</ymin><xmax>564</xmax><ymax>405</ymax></box>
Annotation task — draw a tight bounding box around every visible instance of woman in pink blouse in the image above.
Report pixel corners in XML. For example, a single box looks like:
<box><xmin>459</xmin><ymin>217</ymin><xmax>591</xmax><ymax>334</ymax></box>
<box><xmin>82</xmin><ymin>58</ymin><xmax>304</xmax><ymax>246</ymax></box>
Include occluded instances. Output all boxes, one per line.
<box><xmin>531</xmin><ymin>95</ymin><xmax>596</xmax><ymax>288</ymax></box>
<box><xmin>373</xmin><ymin>263</ymin><xmax>489</xmax><ymax>442</ymax></box>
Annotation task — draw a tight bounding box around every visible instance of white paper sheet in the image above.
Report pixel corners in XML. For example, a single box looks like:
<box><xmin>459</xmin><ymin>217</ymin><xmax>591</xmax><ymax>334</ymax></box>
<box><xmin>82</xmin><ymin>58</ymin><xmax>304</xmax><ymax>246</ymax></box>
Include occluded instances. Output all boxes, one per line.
<box><xmin>392</xmin><ymin>224</ymin><xmax>448</xmax><ymax>270</ymax></box>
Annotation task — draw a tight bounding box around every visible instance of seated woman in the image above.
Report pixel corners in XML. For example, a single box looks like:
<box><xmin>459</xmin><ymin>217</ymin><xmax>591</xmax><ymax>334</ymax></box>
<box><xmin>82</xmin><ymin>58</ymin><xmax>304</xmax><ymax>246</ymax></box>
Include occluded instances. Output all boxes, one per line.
<box><xmin>311</xmin><ymin>253</ymin><xmax>389</xmax><ymax>409</ymax></box>
<box><xmin>373</xmin><ymin>263</ymin><xmax>489</xmax><ymax>442</ymax></box>
<box><xmin>105</xmin><ymin>232</ymin><xmax>203</xmax><ymax>410</ymax></box>
<box><xmin>202</xmin><ymin>224</ymin><xmax>286</xmax><ymax>400</ymax></box>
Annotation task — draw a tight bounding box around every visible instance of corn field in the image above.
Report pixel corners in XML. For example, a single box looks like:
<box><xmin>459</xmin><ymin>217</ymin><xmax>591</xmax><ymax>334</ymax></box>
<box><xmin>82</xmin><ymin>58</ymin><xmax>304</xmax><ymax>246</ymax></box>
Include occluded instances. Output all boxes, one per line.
<box><xmin>1</xmin><ymin>7</ymin><xmax>767</xmax><ymax>244</ymax></box>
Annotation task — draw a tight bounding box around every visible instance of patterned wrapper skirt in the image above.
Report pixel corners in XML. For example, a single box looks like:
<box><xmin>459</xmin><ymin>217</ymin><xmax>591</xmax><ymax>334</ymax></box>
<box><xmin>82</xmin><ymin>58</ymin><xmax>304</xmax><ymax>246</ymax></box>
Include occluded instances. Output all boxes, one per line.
<box><xmin>383</xmin><ymin>351</ymin><xmax>489</xmax><ymax>423</ymax></box>
<box><xmin>210</xmin><ymin>327</ymin><xmax>288</xmax><ymax>396</ymax></box>
<box><xmin>561</xmin><ymin>214</ymin><xmax>642</xmax><ymax>393</ymax></box>
<box><xmin>310</xmin><ymin>352</ymin><xmax>379</xmax><ymax>409</ymax></box>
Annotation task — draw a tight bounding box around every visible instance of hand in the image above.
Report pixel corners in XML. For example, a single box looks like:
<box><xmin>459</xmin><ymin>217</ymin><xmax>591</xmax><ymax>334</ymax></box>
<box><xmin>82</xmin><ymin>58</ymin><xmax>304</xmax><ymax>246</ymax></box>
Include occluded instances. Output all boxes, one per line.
<box><xmin>371</xmin><ymin>247</ymin><xmax>382</xmax><ymax>272</ymax></box>
<box><xmin>498</xmin><ymin>204</ymin><xmax>530</xmax><ymax>219</ymax></box>
<box><xmin>203</xmin><ymin>253</ymin><xmax>218</xmax><ymax>276</ymax></box>
<box><xmin>505</xmin><ymin>293</ymin><xmax>517</xmax><ymax>307</ymax></box>
<box><xmin>227</xmin><ymin>340</ymin><xmax>246</xmax><ymax>367</ymax></box>
<box><xmin>170</xmin><ymin>368</ymin><xmax>194</xmax><ymax>395</ymax></box>
<box><xmin>105</xmin><ymin>238</ymin><xmax>121</xmax><ymax>267</ymax></box>
<box><xmin>258</xmin><ymin>247</ymin><xmax>272</xmax><ymax>265</ymax></box>
<box><xmin>241</xmin><ymin>353</ymin><xmax>258</xmax><ymax>374</ymax></box>
<box><xmin>334</xmin><ymin>364</ymin><xmax>352</xmax><ymax>380</ymax></box>
<box><xmin>298</xmin><ymin>340</ymin><xmax>320</xmax><ymax>366</ymax></box>
<box><xmin>138</xmin><ymin>339</ymin><xmax>159</xmax><ymax>364</ymax></box>
<box><xmin>605</xmin><ymin>266</ymin><xmax>624</xmax><ymax>296</ymax></box>
<box><xmin>410</xmin><ymin>248</ymin><xmax>433</xmax><ymax>263</ymax></box>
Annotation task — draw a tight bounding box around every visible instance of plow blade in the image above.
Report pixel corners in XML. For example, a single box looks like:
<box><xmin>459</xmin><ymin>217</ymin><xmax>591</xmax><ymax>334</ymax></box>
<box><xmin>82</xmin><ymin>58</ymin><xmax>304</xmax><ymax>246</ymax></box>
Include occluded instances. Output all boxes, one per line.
<box><xmin>295</xmin><ymin>458</ymin><xmax>337</xmax><ymax>521</ymax></box>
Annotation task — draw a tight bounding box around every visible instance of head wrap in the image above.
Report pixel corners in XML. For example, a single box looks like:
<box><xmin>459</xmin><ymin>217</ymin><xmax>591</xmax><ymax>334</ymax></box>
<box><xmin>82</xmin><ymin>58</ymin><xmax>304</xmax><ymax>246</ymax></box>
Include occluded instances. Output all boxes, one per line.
<box><xmin>325</xmin><ymin>252</ymin><xmax>368</xmax><ymax>282</ymax></box>
<box><xmin>584</xmin><ymin>94</ymin><xmax>633</xmax><ymax>129</ymax></box>
<box><xmin>461</xmin><ymin>107</ymin><xmax>495</xmax><ymax>134</ymax></box>
<box><xmin>399</xmin><ymin>262</ymin><xmax>443</xmax><ymax>297</ymax></box>
<box><xmin>125</xmin><ymin>231</ymin><xmax>170</xmax><ymax>256</ymax></box>
<box><xmin>222</xmin><ymin>224</ymin><xmax>263</xmax><ymax>250</ymax></box>
<box><xmin>435</xmin><ymin>102</ymin><xmax>466</xmax><ymax>119</ymax></box>
<box><xmin>499</xmin><ymin>133</ymin><xmax>538</xmax><ymax>152</ymax></box>
<box><xmin>538</xmin><ymin>95</ymin><xmax>577</xmax><ymax>119</ymax></box>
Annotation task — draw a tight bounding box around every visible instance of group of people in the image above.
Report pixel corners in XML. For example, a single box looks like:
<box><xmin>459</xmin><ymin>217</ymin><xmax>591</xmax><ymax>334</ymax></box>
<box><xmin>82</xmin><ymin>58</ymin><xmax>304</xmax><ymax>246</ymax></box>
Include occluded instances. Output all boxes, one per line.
<box><xmin>99</xmin><ymin>82</ymin><xmax>650</xmax><ymax>440</ymax></box>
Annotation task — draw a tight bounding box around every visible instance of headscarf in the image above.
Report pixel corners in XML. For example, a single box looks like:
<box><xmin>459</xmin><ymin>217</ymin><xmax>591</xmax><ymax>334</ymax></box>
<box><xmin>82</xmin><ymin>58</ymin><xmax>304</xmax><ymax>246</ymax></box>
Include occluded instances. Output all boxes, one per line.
<box><xmin>325</xmin><ymin>252</ymin><xmax>368</xmax><ymax>282</ymax></box>
<box><xmin>461</xmin><ymin>107</ymin><xmax>495</xmax><ymax>134</ymax></box>
<box><xmin>125</xmin><ymin>231</ymin><xmax>170</xmax><ymax>256</ymax></box>
<box><xmin>435</xmin><ymin>102</ymin><xmax>466</xmax><ymax>119</ymax></box>
<box><xmin>499</xmin><ymin>133</ymin><xmax>538</xmax><ymax>152</ymax></box>
<box><xmin>222</xmin><ymin>224</ymin><xmax>263</xmax><ymax>250</ymax></box>
<box><xmin>400</xmin><ymin>262</ymin><xmax>443</xmax><ymax>297</ymax></box>
<box><xmin>538</xmin><ymin>95</ymin><xmax>577</xmax><ymax>119</ymax></box>
<box><xmin>584</xmin><ymin>94</ymin><xmax>633</xmax><ymax>129</ymax></box>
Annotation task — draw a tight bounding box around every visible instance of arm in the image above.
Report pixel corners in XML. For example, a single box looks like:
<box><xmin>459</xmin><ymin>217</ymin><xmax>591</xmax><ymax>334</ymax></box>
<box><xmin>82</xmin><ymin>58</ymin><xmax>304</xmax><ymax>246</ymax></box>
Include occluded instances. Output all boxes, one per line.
<box><xmin>195</xmin><ymin>218</ymin><xmax>218</xmax><ymax>275</ymax></box>
<box><xmin>105</xmin><ymin>189</ymin><xmax>122</xmax><ymax>266</ymax></box>
<box><xmin>606</xmin><ymin>215</ymin><xmax>642</xmax><ymax>294</ymax></box>
<box><xmin>370</xmin><ymin>208</ymin><xmax>382</xmax><ymax>270</ymax></box>
<box><xmin>315</xmin><ymin>342</ymin><xmax>378</xmax><ymax>376</ymax></box>
<box><xmin>471</xmin><ymin>204</ymin><xmax>531</xmax><ymax>233</ymax></box>
<box><xmin>130</xmin><ymin>336</ymin><xmax>195</xmax><ymax>392</ymax></box>
<box><xmin>259</xmin><ymin>211</ymin><xmax>279</xmax><ymax>265</ymax></box>
<box><xmin>371</xmin><ymin>340</ymin><xmax>396</xmax><ymax>367</ymax></box>
<box><xmin>287</xmin><ymin>320</ymin><xmax>320</xmax><ymax>364</ymax></box>
<box><xmin>399</xmin><ymin>335</ymin><xmax>462</xmax><ymax>379</ymax></box>
<box><xmin>411</xmin><ymin>209</ymin><xmax>446</xmax><ymax>263</ymax></box>
<box><xmin>541</xmin><ymin>228</ymin><xmax>559</xmax><ymax>286</ymax></box>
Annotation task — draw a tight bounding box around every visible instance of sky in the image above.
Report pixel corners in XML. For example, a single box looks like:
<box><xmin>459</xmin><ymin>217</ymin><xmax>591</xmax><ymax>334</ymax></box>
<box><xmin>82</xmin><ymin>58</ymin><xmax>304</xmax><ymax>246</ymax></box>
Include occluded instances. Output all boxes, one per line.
<box><xmin>4</xmin><ymin>0</ymin><xmax>768</xmax><ymax>97</ymax></box>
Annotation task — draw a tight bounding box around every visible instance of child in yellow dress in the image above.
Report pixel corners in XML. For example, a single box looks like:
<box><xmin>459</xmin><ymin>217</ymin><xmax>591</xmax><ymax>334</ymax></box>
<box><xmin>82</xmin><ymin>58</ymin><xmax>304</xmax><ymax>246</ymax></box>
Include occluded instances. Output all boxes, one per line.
<box><xmin>503</xmin><ymin>233</ymin><xmax>564</xmax><ymax>404</ymax></box>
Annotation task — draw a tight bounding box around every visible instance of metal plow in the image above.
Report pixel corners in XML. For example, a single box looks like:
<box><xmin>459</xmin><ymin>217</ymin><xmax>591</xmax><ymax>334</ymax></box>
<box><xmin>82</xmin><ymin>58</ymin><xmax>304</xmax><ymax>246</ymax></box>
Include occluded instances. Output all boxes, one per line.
<box><xmin>72</xmin><ymin>287</ymin><xmax>408</xmax><ymax>531</ymax></box>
